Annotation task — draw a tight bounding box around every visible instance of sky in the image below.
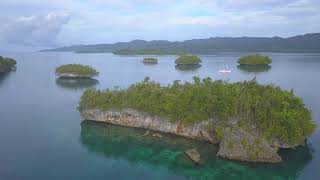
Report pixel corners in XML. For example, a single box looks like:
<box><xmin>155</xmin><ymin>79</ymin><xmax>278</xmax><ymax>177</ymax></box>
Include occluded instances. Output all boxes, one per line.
<box><xmin>0</xmin><ymin>0</ymin><xmax>319</xmax><ymax>51</ymax></box>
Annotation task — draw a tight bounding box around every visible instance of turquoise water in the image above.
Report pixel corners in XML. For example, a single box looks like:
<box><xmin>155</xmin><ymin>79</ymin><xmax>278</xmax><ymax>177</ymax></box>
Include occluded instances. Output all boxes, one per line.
<box><xmin>0</xmin><ymin>52</ymin><xmax>319</xmax><ymax>179</ymax></box>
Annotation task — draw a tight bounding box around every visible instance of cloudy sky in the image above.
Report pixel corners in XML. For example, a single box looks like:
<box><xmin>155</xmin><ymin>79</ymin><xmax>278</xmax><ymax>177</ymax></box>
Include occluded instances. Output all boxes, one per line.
<box><xmin>0</xmin><ymin>0</ymin><xmax>319</xmax><ymax>51</ymax></box>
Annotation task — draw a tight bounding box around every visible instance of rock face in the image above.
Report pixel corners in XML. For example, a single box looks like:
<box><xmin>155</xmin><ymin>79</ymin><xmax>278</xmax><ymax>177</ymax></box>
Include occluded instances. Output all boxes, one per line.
<box><xmin>80</xmin><ymin>108</ymin><xmax>283</xmax><ymax>163</ymax></box>
<box><xmin>81</xmin><ymin>109</ymin><xmax>218</xmax><ymax>143</ymax></box>
<box><xmin>217</xmin><ymin>128</ymin><xmax>282</xmax><ymax>163</ymax></box>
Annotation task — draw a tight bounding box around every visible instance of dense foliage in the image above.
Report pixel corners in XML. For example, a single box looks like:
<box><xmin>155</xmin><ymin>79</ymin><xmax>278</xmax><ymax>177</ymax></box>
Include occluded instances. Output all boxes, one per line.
<box><xmin>43</xmin><ymin>33</ymin><xmax>320</xmax><ymax>53</ymax></box>
<box><xmin>143</xmin><ymin>58</ymin><xmax>158</xmax><ymax>64</ymax></box>
<box><xmin>175</xmin><ymin>55</ymin><xmax>202</xmax><ymax>65</ymax></box>
<box><xmin>0</xmin><ymin>56</ymin><xmax>17</xmax><ymax>72</ymax></box>
<box><xmin>79</xmin><ymin>77</ymin><xmax>315</xmax><ymax>146</ymax></box>
<box><xmin>55</xmin><ymin>64</ymin><xmax>98</xmax><ymax>76</ymax></box>
<box><xmin>238</xmin><ymin>54</ymin><xmax>272</xmax><ymax>65</ymax></box>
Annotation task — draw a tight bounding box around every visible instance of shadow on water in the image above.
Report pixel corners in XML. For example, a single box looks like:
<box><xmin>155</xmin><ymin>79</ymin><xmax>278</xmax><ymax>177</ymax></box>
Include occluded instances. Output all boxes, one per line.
<box><xmin>175</xmin><ymin>64</ymin><xmax>201</xmax><ymax>72</ymax></box>
<box><xmin>55</xmin><ymin>77</ymin><xmax>99</xmax><ymax>90</ymax></box>
<box><xmin>80</xmin><ymin>120</ymin><xmax>313</xmax><ymax>179</ymax></box>
<box><xmin>237</xmin><ymin>65</ymin><xmax>271</xmax><ymax>74</ymax></box>
<box><xmin>0</xmin><ymin>71</ymin><xmax>12</xmax><ymax>86</ymax></box>
<box><xmin>142</xmin><ymin>62</ymin><xmax>158</xmax><ymax>66</ymax></box>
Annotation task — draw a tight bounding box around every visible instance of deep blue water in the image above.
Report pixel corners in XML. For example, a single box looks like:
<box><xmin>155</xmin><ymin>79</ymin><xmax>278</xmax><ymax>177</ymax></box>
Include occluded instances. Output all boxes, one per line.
<box><xmin>0</xmin><ymin>52</ymin><xmax>319</xmax><ymax>179</ymax></box>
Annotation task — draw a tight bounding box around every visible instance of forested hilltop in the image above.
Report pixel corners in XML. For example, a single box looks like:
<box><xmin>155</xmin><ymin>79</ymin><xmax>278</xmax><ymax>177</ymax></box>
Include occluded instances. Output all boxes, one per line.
<box><xmin>79</xmin><ymin>77</ymin><xmax>315</xmax><ymax>147</ymax></box>
<box><xmin>42</xmin><ymin>33</ymin><xmax>320</xmax><ymax>54</ymax></box>
<box><xmin>79</xmin><ymin>77</ymin><xmax>316</xmax><ymax>162</ymax></box>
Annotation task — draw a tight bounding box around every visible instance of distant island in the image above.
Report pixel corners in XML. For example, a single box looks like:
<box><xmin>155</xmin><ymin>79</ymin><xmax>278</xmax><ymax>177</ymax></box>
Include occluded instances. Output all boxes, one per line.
<box><xmin>0</xmin><ymin>56</ymin><xmax>17</xmax><ymax>73</ymax></box>
<box><xmin>55</xmin><ymin>64</ymin><xmax>99</xmax><ymax>78</ymax></box>
<box><xmin>175</xmin><ymin>55</ymin><xmax>202</xmax><ymax>65</ymax></box>
<box><xmin>238</xmin><ymin>54</ymin><xmax>272</xmax><ymax>65</ymax></box>
<box><xmin>237</xmin><ymin>54</ymin><xmax>272</xmax><ymax>73</ymax></box>
<box><xmin>175</xmin><ymin>55</ymin><xmax>202</xmax><ymax>70</ymax></box>
<box><xmin>142</xmin><ymin>58</ymin><xmax>158</xmax><ymax>65</ymax></box>
<box><xmin>79</xmin><ymin>77</ymin><xmax>316</xmax><ymax>163</ymax></box>
<box><xmin>41</xmin><ymin>33</ymin><xmax>320</xmax><ymax>54</ymax></box>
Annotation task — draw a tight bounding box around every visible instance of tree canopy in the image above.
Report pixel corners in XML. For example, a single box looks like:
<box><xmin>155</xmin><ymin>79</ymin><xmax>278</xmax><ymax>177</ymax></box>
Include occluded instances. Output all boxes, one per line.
<box><xmin>143</xmin><ymin>58</ymin><xmax>158</xmax><ymax>64</ymax></box>
<box><xmin>55</xmin><ymin>64</ymin><xmax>99</xmax><ymax>76</ymax></box>
<box><xmin>238</xmin><ymin>54</ymin><xmax>272</xmax><ymax>65</ymax></box>
<box><xmin>79</xmin><ymin>77</ymin><xmax>316</xmax><ymax>146</ymax></box>
<box><xmin>0</xmin><ymin>56</ymin><xmax>17</xmax><ymax>72</ymax></box>
<box><xmin>175</xmin><ymin>55</ymin><xmax>202</xmax><ymax>65</ymax></box>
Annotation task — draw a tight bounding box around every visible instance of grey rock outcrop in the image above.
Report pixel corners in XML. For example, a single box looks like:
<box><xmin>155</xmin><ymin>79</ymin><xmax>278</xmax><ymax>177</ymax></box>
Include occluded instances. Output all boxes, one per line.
<box><xmin>80</xmin><ymin>108</ymin><xmax>283</xmax><ymax>163</ymax></box>
<box><xmin>217</xmin><ymin>128</ymin><xmax>282</xmax><ymax>163</ymax></box>
<box><xmin>81</xmin><ymin>108</ymin><xmax>218</xmax><ymax>143</ymax></box>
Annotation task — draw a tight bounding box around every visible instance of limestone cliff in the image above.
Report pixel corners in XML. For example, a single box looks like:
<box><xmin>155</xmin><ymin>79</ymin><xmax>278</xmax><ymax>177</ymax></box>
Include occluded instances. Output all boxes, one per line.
<box><xmin>80</xmin><ymin>108</ymin><xmax>283</xmax><ymax>163</ymax></box>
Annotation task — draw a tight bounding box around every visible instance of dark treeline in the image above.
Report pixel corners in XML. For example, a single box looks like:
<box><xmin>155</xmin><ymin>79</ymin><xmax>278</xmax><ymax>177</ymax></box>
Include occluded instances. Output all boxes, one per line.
<box><xmin>42</xmin><ymin>33</ymin><xmax>320</xmax><ymax>54</ymax></box>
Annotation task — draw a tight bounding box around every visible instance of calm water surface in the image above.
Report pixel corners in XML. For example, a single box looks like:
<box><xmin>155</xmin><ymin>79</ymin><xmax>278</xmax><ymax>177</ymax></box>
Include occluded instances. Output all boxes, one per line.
<box><xmin>0</xmin><ymin>52</ymin><xmax>319</xmax><ymax>180</ymax></box>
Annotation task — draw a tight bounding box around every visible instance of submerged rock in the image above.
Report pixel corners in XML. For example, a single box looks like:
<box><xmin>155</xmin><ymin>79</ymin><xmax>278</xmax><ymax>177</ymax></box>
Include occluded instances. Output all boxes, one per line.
<box><xmin>141</xmin><ymin>130</ymin><xmax>150</xmax><ymax>137</ymax></box>
<box><xmin>185</xmin><ymin>148</ymin><xmax>201</xmax><ymax>164</ymax></box>
<box><xmin>80</xmin><ymin>120</ymin><xmax>313</xmax><ymax>179</ymax></box>
<box><xmin>152</xmin><ymin>133</ymin><xmax>163</xmax><ymax>138</ymax></box>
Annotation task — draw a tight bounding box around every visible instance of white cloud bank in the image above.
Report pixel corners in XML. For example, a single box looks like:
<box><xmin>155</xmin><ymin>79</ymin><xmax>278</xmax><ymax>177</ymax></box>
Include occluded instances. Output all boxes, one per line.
<box><xmin>0</xmin><ymin>12</ymin><xmax>70</xmax><ymax>47</ymax></box>
<box><xmin>0</xmin><ymin>0</ymin><xmax>319</xmax><ymax>50</ymax></box>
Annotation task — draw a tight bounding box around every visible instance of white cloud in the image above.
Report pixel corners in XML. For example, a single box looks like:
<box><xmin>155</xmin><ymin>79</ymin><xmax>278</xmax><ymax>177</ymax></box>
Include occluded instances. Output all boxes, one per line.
<box><xmin>0</xmin><ymin>0</ymin><xmax>319</xmax><ymax>50</ymax></box>
<box><xmin>1</xmin><ymin>12</ymin><xmax>70</xmax><ymax>46</ymax></box>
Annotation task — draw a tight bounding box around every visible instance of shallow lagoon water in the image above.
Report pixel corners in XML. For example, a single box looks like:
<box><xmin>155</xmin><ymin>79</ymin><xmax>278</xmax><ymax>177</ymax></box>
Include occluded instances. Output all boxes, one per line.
<box><xmin>0</xmin><ymin>52</ymin><xmax>319</xmax><ymax>179</ymax></box>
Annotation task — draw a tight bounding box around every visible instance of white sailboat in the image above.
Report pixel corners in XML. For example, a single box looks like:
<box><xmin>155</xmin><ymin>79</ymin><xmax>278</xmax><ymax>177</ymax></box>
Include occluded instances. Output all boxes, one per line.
<box><xmin>219</xmin><ymin>65</ymin><xmax>231</xmax><ymax>73</ymax></box>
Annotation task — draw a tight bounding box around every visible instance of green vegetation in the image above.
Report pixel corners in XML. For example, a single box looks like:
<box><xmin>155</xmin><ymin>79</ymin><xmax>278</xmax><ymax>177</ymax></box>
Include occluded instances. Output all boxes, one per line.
<box><xmin>0</xmin><ymin>56</ymin><xmax>17</xmax><ymax>72</ymax></box>
<box><xmin>175</xmin><ymin>55</ymin><xmax>202</xmax><ymax>65</ymax></box>
<box><xmin>238</xmin><ymin>54</ymin><xmax>272</xmax><ymax>65</ymax></box>
<box><xmin>143</xmin><ymin>58</ymin><xmax>158</xmax><ymax>64</ymax></box>
<box><xmin>79</xmin><ymin>77</ymin><xmax>316</xmax><ymax>146</ymax></box>
<box><xmin>55</xmin><ymin>64</ymin><xmax>99</xmax><ymax>77</ymax></box>
<box><xmin>237</xmin><ymin>64</ymin><xmax>271</xmax><ymax>73</ymax></box>
<box><xmin>113</xmin><ymin>49</ymin><xmax>185</xmax><ymax>55</ymax></box>
<box><xmin>215</xmin><ymin>127</ymin><xmax>224</xmax><ymax>141</ymax></box>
